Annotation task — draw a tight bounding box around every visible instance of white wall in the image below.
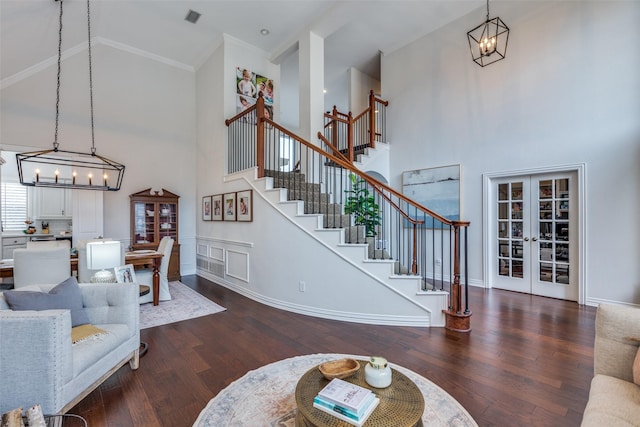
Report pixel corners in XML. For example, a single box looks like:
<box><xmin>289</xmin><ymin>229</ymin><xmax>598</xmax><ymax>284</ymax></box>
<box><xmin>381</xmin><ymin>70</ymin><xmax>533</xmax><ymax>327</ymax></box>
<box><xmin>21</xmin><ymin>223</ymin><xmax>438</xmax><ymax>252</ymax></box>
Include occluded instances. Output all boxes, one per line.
<box><xmin>382</xmin><ymin>1</ymin><xmax>640</xmax><ymax>304</ymax></box>
<box><xmin>349</xmin><ymin>67</ymin><xmax>380</xmax><ymax>114</ymax></box>
<box><xmin>1</xmin><ymin>44</ymin><xmax>198</xmax><ymax>274</ymax></box>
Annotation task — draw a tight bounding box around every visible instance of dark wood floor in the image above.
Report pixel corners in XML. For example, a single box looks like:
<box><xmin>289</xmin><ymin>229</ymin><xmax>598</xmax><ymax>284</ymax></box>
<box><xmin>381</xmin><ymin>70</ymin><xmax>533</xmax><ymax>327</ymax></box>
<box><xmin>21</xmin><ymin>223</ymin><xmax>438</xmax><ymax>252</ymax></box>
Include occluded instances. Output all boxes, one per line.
<box><xmin>71</xmin><ymin>275</ymin><xmax>596</xmax><ymax>427</ymax></box>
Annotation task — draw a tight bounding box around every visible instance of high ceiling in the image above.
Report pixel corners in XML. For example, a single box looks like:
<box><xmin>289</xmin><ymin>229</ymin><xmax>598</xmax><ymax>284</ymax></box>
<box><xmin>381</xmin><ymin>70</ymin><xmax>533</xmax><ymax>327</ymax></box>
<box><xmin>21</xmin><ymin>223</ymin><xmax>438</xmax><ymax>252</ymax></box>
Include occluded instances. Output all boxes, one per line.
<box><xmin>1</xmin><ymin>0</ymin><xmax>486</xmax><ymax>105</ymax></box>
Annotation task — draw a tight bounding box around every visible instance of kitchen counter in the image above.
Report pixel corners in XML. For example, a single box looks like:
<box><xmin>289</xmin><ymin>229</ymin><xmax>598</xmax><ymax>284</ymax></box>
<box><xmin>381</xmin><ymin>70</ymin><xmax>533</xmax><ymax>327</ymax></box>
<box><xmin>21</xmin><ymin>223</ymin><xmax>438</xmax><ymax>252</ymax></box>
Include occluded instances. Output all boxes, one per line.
<box><xmin>2</xmin><ymin>232</ymin><xmax>54</xmax><ymax>238</ymax></box>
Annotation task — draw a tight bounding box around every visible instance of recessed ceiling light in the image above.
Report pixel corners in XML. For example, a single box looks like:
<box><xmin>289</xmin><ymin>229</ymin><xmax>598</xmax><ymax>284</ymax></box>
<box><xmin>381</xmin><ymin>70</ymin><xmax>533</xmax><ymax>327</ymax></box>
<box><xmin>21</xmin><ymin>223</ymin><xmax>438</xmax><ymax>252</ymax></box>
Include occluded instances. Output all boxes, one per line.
<box><xmin>260</xmin><ymin>28</ymin><xmax>270</xmax><ymax>36</ymax></box>
<box><xmin>185</xmin><ymin>9</ymin><xmax>201</xmax><ymax>24</ymax></box>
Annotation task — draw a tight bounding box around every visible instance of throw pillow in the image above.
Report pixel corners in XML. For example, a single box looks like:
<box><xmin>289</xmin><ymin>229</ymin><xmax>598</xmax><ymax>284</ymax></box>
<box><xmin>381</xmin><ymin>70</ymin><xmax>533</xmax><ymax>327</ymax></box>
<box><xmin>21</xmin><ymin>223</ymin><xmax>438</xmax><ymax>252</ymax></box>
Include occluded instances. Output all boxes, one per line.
<box><xmin>4</xmin><ymin>277</ymin><xmax>90</xmax><ymax>327</ymax></box>
<box><xmin>71</xmin><ymin>324</ymin><xmax>108</xmax><ymax>344</ymax></box>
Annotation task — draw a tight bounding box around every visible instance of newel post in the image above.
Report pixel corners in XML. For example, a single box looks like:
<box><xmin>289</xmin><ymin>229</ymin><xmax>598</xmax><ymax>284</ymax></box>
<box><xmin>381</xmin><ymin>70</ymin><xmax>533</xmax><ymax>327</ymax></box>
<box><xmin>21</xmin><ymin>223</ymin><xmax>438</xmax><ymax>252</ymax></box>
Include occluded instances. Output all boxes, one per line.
<box><xmin>347</xmin><ymin>112</ymin><xmax>354</xmax><ymax>162</ymax></box>
<box><xmin>256</xmin><ymin>94</ymin><xmax>265</xmax><ymax>178</ymax></box>
<box><xmin>331</xmin><ymin>106</ymin><xmax>339</xmax><ymax>150</ymax></box>
<box><xmin>368</xmin><ymin>90</ymin><xmax>376</xmax><ymax>150</ymax></box>
<box><xmin>443</xmin><ymin>221</ymin><xmax>472</xmax><ymax>332</ymax></box>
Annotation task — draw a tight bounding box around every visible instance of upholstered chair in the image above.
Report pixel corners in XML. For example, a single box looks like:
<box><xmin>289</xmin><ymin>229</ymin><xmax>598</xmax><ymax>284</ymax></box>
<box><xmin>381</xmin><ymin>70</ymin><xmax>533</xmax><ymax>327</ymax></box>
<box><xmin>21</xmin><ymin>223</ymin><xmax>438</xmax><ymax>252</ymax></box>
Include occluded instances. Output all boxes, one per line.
<box><xmin>13</xmin><ymin>247</ymin><xmax>71</xmax><ymax>288</ymax></box>
<box><xmin>26</xmin><ymin>240</ymin><xmax>71</xmax><ymax>249</ymax></box>
<box><xmin>138</xmin><ymin>236</ymin><xmax>173</xmax><ymax>303</ymax></box>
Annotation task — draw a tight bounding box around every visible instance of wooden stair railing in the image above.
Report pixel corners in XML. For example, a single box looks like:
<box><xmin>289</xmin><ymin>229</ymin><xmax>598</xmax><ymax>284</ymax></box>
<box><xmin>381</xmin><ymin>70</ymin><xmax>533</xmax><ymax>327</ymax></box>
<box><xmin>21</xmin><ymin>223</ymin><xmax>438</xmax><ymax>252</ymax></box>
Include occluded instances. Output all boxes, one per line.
<box><xmin>226</xmin><ymin>94</ymin><xmax>471</xmax><ymax>332</ymax></box>
<box><xmin>323</xmin><ymin>90</ymin><xmax>389</xmax><ymax>162</ymax></box>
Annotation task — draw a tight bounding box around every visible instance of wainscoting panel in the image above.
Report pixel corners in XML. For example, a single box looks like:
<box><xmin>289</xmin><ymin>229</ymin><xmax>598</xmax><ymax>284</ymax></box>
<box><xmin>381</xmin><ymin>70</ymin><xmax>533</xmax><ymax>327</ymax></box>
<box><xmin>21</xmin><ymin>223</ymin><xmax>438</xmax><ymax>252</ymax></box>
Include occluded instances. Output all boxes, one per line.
<box><xmin>196</xmin><ymin>237</ymin><xmax>252</xmax><ymax>284</ymax></box>
<box><xmin>226</xmin><ymin>250</ymin><xmax>249</xmax><ymax>283</ymax></box>
<box><xmin>209</xmin><ymin>246</ymin><xmax>225</xmax><ymax>262</ymax></box>
<box><xmin>197</xmin><ymin>244</ymin><xmax>208</xmax><ymax>257</ymax></box>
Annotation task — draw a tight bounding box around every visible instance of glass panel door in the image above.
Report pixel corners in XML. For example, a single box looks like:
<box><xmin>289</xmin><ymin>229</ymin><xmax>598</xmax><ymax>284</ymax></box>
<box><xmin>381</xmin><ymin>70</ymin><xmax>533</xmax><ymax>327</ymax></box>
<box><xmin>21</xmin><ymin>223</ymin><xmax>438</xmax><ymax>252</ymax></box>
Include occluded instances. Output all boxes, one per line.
<box><xmin>493</xmin><ymin>179</ymin><xmax>531</xmax><ymax>293</ymax></box>
<box><xmin>531</xmin><ymin>176</ymin><xmax>577</xmax><ymax>300</ymax></box>
<box><xmin>491</xmin><ymin>173</ymin><xmax>577</xmax><ymax>301</ymax></box>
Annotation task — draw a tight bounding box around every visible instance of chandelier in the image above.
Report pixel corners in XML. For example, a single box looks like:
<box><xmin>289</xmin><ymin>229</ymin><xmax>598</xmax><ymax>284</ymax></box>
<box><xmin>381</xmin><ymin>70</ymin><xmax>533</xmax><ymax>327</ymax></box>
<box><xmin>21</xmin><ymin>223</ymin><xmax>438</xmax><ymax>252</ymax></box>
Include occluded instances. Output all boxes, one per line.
<box><xmin>466</xmin><ymin>0</ymin><xmax>510</xmax><ymax>67</ymax></box>
<box><xmin>17</xmin><ymin>0</ymin><xmax>125</xmax><ymax>191</ymax></box>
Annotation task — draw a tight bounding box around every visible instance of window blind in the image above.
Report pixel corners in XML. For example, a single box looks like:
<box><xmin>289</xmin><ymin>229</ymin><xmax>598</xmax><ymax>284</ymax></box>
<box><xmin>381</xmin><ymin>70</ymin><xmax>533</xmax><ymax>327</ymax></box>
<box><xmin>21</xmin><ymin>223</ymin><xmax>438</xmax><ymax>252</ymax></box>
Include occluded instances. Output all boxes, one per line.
<box><xmin>1</xmin><ymin>182</ymin><xmax>28</xmax><ymax>230</ymax></box>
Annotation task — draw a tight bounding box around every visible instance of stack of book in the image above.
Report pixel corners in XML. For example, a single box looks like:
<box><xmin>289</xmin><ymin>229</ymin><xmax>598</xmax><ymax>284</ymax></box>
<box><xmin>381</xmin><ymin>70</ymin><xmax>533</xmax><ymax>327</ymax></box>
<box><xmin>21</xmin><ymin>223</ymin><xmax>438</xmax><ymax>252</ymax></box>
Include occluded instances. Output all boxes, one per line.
<box><xmin>313</xmin><ymin>378</ymin><xmax>380</xmax><ymax>426</ymax></box>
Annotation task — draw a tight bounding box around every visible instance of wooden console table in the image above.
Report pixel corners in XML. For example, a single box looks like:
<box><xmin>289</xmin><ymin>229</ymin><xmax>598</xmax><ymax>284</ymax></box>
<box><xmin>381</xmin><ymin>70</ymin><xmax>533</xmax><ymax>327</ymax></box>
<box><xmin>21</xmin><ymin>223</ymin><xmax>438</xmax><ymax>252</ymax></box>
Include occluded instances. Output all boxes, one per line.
<box><xmin>0</xmin><ymin>251</ymin><xmax>163</xmax><ymax>306</ymax></box>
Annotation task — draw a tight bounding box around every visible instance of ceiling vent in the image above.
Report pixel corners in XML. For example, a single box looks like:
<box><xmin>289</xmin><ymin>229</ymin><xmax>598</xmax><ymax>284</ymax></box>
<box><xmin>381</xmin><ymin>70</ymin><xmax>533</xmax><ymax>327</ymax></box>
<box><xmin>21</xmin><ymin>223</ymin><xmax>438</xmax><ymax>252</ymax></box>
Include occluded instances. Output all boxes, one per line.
<box><xmin>185</xmin><ymin>9</ymin><xmax>201</xmax><ymax>24</ymax></box>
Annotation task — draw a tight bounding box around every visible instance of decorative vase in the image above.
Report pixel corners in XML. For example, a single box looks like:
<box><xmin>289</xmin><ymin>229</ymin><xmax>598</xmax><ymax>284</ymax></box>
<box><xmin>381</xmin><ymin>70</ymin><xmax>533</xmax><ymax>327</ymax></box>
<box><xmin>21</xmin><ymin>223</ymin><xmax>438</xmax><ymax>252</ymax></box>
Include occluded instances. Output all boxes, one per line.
<box><xmin>364</xmin><ymin>356</ymin><xmax>392</xmax><ymax>388</ymax></box>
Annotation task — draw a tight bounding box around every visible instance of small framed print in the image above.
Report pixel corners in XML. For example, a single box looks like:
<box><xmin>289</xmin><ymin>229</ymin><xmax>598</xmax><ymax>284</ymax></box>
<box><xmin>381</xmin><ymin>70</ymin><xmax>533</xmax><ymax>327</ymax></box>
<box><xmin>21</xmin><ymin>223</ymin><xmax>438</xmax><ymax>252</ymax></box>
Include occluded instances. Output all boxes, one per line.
<box><xmin>114</xmin><ymin>264</ymin><xmax>136</xmax><ymax>283</ymax></box>
<box><xmin>202</xmin><ymin>196</ymin><xmax>212</xmax><ymax>221</ymax></box>
<box><xmin>223</xmin><ymin>192</ymin><xmax>237</xmax><ymax>221</ymax></box>
<box><xmin>212</xmin><ymin>194</ymin><xmax>223</xmax><ymax>221</ymax></box>
<box><xmin>237</xmin><ymin>190</ymin><xmax>253</xmax><ymax>222</ymax></box>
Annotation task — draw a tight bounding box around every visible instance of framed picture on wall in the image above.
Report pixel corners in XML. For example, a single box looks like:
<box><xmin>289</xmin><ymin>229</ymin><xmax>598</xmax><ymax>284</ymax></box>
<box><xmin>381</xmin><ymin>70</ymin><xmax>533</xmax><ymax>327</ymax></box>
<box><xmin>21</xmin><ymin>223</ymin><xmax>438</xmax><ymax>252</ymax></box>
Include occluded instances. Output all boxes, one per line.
<box><xmin>223</xmin><ymin>192</ymin><xmax>237</xmax><ymax>221</ymax></box>
<box><xmin>212</xmin><ymin>194</ymin><xmax>223</xmax><ymax>221</ymax></box>
<box><xmin>401</xmin><ymin>164</ymin><xmax>461</xmax><ymax>228</ymax></box>
<box><xmin>237</xmin><ymin>190</ymin><xmax>253</xmax><ymax>222</ymax></box>
<box><xmin>202</xmin><ymin>196</ymin><xmax>212</xmax><ymax>221</ymax></box>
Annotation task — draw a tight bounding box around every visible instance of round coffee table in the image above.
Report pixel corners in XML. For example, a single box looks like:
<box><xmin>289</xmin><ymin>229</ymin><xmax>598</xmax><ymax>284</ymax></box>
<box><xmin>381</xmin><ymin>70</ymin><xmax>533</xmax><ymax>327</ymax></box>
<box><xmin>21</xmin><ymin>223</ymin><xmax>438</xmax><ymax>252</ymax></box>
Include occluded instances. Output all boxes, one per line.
<box><xmin>295</xmin><ymin>360</ymin><xmax>424</xmax><ymax>426</ymax></box>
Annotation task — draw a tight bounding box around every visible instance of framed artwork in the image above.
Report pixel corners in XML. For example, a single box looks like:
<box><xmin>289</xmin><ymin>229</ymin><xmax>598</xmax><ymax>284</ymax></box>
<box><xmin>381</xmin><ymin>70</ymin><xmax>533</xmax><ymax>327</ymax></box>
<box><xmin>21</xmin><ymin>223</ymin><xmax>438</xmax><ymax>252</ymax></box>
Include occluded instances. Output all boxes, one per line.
<box><xmin>114</xmin><ymin>264</ymin><xmax>136</xmax><ymax>283</ymax></box>
<box><xmin>237</xmin><ymin>190</ymin><xmax>253</xmax><ymax>222</ymax></box>
<box><xmin>212</xmin><ymin>194</ymin><xmax>223</xmax><ymax>221</ymax></box>
<box><xmin>402</xmin><ymin>164</ymin><xmax>461</xmax><ymax>228</ymax></box>
<box><xmin>202</xmin><ymin>196</ymin><xmax>212</xmax><ymax>221</ymax></box>
<box><xmin>223</xmin><ymin>192</ymin><xmax>237</xmax><ymax>221</ymax></box>
<box><xmin>235</xmin><ymin>66</ymin><xmax>275</xmax><ymax>120</ymax></box>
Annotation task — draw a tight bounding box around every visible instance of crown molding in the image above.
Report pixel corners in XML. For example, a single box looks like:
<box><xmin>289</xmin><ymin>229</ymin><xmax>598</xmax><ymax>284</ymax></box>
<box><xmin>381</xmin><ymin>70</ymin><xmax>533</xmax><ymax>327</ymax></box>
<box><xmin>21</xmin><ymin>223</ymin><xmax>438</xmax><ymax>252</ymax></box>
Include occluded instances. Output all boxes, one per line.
<box><xmin>97</xmin><ymin>37</ymin><xmax>194</xmax><ymax>73</ymax></box>
<box><xmin>1</xmin><ymin>40</ymin><xmax>86</xmax><ymax>90</ymax></box>
<box><xmin>1</xmin><ymin>37</ymin><xmax>194</xmax><ymax>90</ymax></box>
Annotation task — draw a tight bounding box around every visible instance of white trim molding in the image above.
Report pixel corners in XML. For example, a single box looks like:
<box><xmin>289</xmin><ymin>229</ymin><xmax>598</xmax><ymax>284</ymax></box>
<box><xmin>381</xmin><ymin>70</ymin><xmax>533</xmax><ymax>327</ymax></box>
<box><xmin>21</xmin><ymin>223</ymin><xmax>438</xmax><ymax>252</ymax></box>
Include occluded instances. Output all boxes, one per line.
<box><xmin>482</xmin><ymin>163</ymin><xmax>587</xmax><ymax>305</ymax></box>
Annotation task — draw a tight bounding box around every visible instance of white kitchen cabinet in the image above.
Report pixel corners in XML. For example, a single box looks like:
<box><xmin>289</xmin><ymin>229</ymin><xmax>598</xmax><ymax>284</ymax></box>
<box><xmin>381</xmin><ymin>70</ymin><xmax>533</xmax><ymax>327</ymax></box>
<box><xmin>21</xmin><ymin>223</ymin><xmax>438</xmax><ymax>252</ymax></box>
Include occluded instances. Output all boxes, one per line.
<box><xmin>2</xmin><ymin>236</ymin><xmax>28</xmax><ymax>259</ymax></box>
<box><xmin>72</xmin><ymin>189</ymin><xmax>103</xmax><ymax>246</ymax></box>
<box><xmin>35</xmin><ymin>187</ymin><xmax>72</xmax><ymax>219</ymax></box>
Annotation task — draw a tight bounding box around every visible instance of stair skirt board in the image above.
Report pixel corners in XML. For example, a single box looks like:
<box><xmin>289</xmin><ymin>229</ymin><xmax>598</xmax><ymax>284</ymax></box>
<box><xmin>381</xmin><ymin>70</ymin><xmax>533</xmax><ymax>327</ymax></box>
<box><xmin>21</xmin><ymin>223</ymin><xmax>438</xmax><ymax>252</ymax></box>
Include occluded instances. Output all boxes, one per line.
<box><xmin>197</xmin><ymin>269</ymin><xmax>446</xmax><ymax>327</ymax></box>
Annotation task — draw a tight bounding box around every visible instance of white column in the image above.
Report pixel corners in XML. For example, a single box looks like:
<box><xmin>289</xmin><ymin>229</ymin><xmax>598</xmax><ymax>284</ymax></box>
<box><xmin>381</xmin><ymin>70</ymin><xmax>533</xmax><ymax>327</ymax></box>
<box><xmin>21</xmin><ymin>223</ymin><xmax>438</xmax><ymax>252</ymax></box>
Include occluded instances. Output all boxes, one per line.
<box><xmin>298</xmin><ymin>31</ymin><xmax>324</xmax><ymax>145</ymax></box>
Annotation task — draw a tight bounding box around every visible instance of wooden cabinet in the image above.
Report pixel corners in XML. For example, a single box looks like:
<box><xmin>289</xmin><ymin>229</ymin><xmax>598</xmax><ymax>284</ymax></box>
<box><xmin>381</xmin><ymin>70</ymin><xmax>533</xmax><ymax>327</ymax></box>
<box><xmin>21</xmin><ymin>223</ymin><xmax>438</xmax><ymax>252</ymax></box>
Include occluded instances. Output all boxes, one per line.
<box><xmin>129</xmin><ymin>188</ymin><xmax>180</xmax><ymax>281</ymax></box>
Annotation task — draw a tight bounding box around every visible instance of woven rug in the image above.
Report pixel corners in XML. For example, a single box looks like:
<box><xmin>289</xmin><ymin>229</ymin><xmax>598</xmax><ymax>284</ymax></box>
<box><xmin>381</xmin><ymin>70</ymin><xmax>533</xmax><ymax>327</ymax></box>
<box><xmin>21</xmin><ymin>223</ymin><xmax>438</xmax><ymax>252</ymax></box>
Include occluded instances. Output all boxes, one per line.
<box><xmin>193</xmin><ymin>353</ymin><xmax>477</xmax><ymax>427</ymax></box>
<box><xmin>140</xmin><ymin>281</ymin><xmax>226</xmax><ymax>329</ymax></box>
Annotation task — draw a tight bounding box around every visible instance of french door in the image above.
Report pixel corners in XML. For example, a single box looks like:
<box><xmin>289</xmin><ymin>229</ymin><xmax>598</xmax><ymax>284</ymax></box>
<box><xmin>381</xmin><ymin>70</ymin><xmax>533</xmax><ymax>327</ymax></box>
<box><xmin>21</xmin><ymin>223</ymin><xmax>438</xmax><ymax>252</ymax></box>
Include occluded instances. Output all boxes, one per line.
<box><xmin>490</xmin><ymin>172</ymin><xmax>578</xmax><ymax>301</ymax></box>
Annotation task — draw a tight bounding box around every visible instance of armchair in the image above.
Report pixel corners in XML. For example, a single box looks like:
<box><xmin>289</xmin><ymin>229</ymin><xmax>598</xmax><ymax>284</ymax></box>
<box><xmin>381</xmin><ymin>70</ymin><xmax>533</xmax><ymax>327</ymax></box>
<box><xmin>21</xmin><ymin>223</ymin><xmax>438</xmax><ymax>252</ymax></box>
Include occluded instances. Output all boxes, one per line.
<box><xmin>13</xmin><ymin>247</ymin><xmax>71</xmax><ymax>288</ymax></box>
<box><xmin>26</xmin><ymin>240</ymin><xmax>71</xmax><ymax>249</ymax></box>
<box><xmin>0</xmin><ymin>282</ymin><xmax>140</xmax><ymax>415</ymax></box>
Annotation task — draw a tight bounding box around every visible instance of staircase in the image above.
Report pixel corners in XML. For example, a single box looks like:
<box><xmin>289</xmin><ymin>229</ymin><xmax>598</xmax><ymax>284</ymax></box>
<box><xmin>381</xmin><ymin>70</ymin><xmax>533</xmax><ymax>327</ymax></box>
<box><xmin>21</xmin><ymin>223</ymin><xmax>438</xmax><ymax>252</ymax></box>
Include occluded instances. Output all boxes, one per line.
<box><xmin>266</xmin><ymin>169</ymin><xmax>417</xmax><ymax>276</ymax></box>
<box><xmin>221</xmin><ymin>92</ymin><xmax>472</xmax><ymax>330</ymax></box>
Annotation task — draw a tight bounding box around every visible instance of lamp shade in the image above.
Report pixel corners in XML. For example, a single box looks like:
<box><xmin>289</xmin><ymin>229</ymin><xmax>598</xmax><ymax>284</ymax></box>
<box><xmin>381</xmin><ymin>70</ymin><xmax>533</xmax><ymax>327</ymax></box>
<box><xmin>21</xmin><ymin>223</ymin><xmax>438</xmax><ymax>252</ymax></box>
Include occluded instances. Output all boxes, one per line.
<box><xmin>86</xmin><ymin>241</ymin><xmax>121</xmax><ymax>270</ymax></box>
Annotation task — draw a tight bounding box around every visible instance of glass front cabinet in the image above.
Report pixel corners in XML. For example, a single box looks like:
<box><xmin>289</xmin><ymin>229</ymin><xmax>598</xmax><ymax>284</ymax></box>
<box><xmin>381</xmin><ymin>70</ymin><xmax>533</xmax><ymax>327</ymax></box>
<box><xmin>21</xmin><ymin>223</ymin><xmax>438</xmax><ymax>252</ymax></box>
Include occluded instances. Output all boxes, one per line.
<box><xmin>130</xmin><ymin>188</ymin><xmax>180</xmax><ymax>281</ymax></box>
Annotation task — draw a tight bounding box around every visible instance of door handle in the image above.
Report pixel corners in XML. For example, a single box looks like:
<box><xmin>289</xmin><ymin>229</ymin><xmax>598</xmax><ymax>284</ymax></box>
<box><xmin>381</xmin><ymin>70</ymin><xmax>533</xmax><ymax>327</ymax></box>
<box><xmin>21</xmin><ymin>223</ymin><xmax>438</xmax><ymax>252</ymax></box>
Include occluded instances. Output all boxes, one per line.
<box><xmin>524</xmin><ymin>237</ymin><xmax>529</xmax><ymax>241</ymax></box>
<box><xmin>532</xmin><ymin>237</ymin><xmax>538</xmax><ymax>241</ymax></box>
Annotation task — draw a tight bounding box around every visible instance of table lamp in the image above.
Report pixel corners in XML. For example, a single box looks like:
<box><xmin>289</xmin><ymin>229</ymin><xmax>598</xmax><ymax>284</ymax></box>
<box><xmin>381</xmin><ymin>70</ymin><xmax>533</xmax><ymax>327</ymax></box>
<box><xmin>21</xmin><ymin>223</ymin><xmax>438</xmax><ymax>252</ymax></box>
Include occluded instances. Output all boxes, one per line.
<box><xmin>86</xmin><ymin>240</ymin><xmax>121</xmax><ymax>283</ymax></box>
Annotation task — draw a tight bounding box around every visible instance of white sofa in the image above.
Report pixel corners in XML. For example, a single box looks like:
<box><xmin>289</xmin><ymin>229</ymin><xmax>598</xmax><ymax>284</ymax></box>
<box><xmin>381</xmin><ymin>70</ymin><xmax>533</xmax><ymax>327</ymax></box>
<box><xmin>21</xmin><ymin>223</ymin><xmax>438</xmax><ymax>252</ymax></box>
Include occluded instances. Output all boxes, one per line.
<box><xmin>0</xmin><ymin>282</ymin><xmax>140</xmax><ymax>415</ymax></box>
<box><xmin>581</xmin><ymin>303</ymin><xmax>640</xmax><ymax>426</ymax></box>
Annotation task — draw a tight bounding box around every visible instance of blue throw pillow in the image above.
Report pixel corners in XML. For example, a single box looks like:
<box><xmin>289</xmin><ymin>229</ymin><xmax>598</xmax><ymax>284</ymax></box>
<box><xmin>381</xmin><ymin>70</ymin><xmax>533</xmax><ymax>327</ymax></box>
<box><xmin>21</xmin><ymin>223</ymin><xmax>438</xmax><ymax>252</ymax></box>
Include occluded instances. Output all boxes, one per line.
<box><xmin>4</xmin><ymin>276</ymin><xmax>90</xmax><ymax>327</ymax></box>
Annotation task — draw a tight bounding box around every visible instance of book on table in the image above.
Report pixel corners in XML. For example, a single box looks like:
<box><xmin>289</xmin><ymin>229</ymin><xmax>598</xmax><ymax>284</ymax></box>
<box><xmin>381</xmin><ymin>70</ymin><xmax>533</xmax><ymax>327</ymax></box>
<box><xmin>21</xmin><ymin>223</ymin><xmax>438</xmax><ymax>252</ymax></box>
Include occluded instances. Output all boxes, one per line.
<box><xmin>316</xmin><ymin>378</ymin><xmax>373</xmax><ymax>413</ymax></box>
<box><xmin>313</xmin><ymin>378</ymin><xmax>379</xmax><ymax>426</ymax></box>
<box><xmin>313</xmin><ymin>393</ymin><xmax>380</xmax><ymax>427</ymax></box>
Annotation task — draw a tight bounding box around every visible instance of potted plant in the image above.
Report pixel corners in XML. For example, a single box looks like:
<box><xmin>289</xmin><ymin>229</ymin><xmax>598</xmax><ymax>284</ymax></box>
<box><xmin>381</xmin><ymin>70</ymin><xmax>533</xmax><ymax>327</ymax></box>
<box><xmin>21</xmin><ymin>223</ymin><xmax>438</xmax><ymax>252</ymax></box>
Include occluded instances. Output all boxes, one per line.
<box><xmin>344</xmin><ymin>174</ymin><xmax>381</xmax><ymax>237</ymax></box>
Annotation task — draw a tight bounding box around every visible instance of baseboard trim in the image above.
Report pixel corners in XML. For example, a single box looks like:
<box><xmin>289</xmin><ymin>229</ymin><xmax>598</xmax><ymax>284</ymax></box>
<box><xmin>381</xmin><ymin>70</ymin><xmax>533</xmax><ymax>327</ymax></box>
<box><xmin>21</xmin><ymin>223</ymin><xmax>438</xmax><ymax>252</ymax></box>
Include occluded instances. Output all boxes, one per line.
<box><xmin>196</xmin><ymin>270</ymin><xmax>433</xmax><ymax>327</ymax></box>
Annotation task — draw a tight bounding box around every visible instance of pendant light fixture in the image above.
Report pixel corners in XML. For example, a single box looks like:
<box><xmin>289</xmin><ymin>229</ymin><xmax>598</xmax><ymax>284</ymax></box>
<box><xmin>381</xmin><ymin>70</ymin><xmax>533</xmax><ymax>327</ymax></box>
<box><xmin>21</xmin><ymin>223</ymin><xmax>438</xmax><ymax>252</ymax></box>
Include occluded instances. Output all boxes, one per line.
<box><xmin>17</xmin><ymin>0</ymin><xmax>125</xmax><ymax>191</ymax></box>
<box><xmin>467</xmin><ymin>0</ymin><xmax>510</xmax><ymax>67</ymax></box>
